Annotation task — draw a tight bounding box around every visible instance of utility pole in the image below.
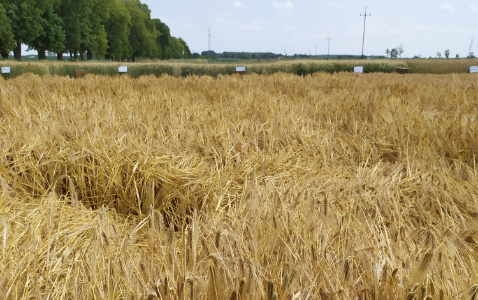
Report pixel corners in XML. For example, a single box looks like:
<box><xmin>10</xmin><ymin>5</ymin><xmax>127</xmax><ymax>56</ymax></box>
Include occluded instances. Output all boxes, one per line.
<box><xmin>360</xmin><ymin>7</ymin><xmax>371</xmax><ymax>59</ymax></box>
<box><xmin>469</xmin><ymin>38</ymin><xmax>474</xmax><ymax>57</ymax></box>
<box><xmin>326</xmin><ymin>35</ymin><xmax>332</xmax><ymax>59</ymax></box>
<box><xmin>208</xmin><ymin>27</ymin><xmax>211</xmax><ymax>51</ymax></box>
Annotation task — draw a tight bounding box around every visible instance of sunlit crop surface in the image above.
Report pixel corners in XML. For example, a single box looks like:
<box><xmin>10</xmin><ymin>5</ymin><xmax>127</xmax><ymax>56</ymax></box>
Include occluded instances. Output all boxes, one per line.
<box><xmin>0</xmin><ymin>72</ymin><xmax>477</xmax><ymax>299</ymax></box>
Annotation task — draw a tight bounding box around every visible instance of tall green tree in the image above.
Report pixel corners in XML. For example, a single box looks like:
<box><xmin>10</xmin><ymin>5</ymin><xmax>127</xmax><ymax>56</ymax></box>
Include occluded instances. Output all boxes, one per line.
<box><xmin>124</xmin><ymin>0</ymin><xmax>157</xmax><ymax>61</ymax></box>
<box><xmin>59</xmin><ymin>0</ymin><xmax>109</xmax><ymax>60</ymax></box>
<box><xmin>105</xmin><ymin>0</ymin><xmax>132</xmax><ymax>60</ymax></box>
<box><xmin>29</xmin><ymin>0</ymin><xmax>65</xmax><ymax>60</ymax></box>
<box><xmin>167</xmin><ymin>37</ymin><xmax>191</xmax><ymax>59</ymax></box>
<box><xmin>75</xmin><ymin>0</ymin><xmax>94</xmax><ymax>60</ymax></box>
<box><xmin>59</xmin><ymin>0</ymin><xmax>82</xmax><ymax>60</ymax></box>
<box><xmin>85</xmin><ymin>0</ymin><xmax>114</xmax><ymax>59</ymax></box>
<box><xmin>152</xmin><ymin>19</ymin><xmax>191</xmax><ymax>60</ymax></box>
<box><xmin>153</xmin><ymin>19</ymin><xmax>171</xmax><ymax>59</ymax></box>
<box><xmin>444</xmin><ymin>49</ymin><xmax>450</xmax><ymax>59</ymax></box>
<box><xmin>2</xmin><ymin>0</ymin><xmax>189</xmax><ymax>61</ymax></box>
<box><xmin>0</xmin><ymin>2</ymin><xmax>15</xmax><ymax>59</ymax></box>
<box><xmin>390</xmin><ymin>48</ymin><xmax>398</xmax><ymax>59</ymax></box>
<box><xmin>3</xmin><ymin>0</ymin><xmax>43</xmax><ymax>60</ymax></box>
<box><xmin>176</xmin><ymin>38</ymin><xmax>191</xmax><ymax>58</ymax></box>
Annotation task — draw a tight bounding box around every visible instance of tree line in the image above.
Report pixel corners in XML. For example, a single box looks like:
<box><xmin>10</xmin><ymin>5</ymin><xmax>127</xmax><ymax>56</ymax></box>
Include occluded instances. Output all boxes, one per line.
<box><xmin>197</xmin><ymin>51</ymin><xmax>378</xmax><ymax>60</ymax></box>
<box><xmin>0</xmin><ymin>0</ymin><xmax>191</xmax><ymax>61</ymax></box>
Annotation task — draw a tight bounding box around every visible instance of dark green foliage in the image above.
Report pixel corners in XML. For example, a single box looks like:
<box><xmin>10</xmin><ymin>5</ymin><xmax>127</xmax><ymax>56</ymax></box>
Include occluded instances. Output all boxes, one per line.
<box><xmin>0</xmin><ymin>2</ymin><xmax>15</xmax><ymax>59</ymax></box>
<box><xmin>1</xmin><ymin>0</ymin><xmax>190</xmax><ymax>61</ymax></box>
<box><xmin>126</xmin><ymin>64</ymin><xmax>174</xmax><ymax>77</ymax></box>
<box><xmin>405</xmin><ymin>59</ymin><xmax>475</xmax><ymax>74</ymax></box>
<box><xmin>290</xmin><ymin>62</ymin><xmax>398</xmax><ymax>75</ymax></box>
<box><xmin>246</xmin><ymin>64</ymin><xmax>291</xmax><ymax>75</ymax></box>
<box><xmin>181</xmin><ymin>65</ymin><xmax>235</xmax><ymax>77</ymax></box>
<box><xmin>58</xmin><ymin>0</ymin><xmax>86</xmax><ymax>59</ymax></box>
<box><xmin>29</xmin><ymin>0</ymin><xmax>65</xmax><ymax>59</ymax></box>
<box><xmin>173</xmin><ymin>38</ymin><xmax>191</xmax><ymax>59</ymax></box>
<box><xmin>293</xmin><ymin>63</ymin><xmax>308</xmax><ymax>76</ymax></box>
<box><xmin>59</xmin><ymin>0</ymin><xmax>112</xmax><ymax>60</ymax></box>
<box><xmin>150</xmin><ymin>19</ymin><xmax>191</xmax><ymax>60</ymax></box>
<box><xmin>0</xmin><ymin>63</ymin><xmax>176</xmax><ymax>78</ymax></box>
<box><xmin>105</xmin><ymin>0</ymin><xmax>132</xmax><ymax>60</ymax></box>
<box><xmin>3</xmin><ymin>59</ymin><xmax>478</xmax><ymax>79</ymax></box>
<box><xmin>124</xmin><ymin>0</ymin><xmax>157</xmax><ymax>61</ymax></box>
<box><xmin>3</xmin><ymin>0</ymin><xmax>43</xmax><ymax>60</ymax></box>
<box><xmin>203</xmin><ymin>51</ymin><xmax>280</xmax><ymax>60</ymax></box>
<box><xmin>154</xmin><ymin>19</ymin><xmax>171</xmax><ymax>59</ymax></box>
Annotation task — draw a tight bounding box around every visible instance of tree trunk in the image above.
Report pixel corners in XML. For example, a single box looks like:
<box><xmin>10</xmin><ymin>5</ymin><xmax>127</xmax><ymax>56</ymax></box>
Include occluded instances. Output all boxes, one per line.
<box><xmin>73</xmin><ymin>52</ymin><xmax>78</xmax><ymax>61</ymax></box>
<box><xmin>57</xmin><ymin>52</ymin><xmax>63</xmax><ymax>61</ymax></box>
<box><xmin>0</xmin><ymin>51</ymin><xmax>8</xmax><ymax>60</ymax></box>
<box><xmin>87</xmin><ymin>50</ymin><xmax>93</xmax><ymax>60</ymax></box>
<box><xmin>38</xmin><ymin>50</ymin><xmax>47</xmax><ymax>60</ymax></box>
<box><xmin>14</xmin><ymin>40</ymin><xmax>22</xmax><ymax>61</ymax></box>
<box><xmin>80</xmin><ymin>52</ymin><xmax>84</xmax><ymax>61</ymax></box>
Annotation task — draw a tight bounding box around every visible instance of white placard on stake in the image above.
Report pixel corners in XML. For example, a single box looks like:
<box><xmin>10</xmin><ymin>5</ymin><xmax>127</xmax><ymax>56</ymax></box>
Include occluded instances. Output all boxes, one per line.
<box><xmin>118</xmin><ymin>66</ymin><xmax>128</xmax><ymax>73</ymax></box>
<box><xmin>354</xmin><ymin>66</ymin><xmax>363</xmax><ymax>73</ymax></box>
<box><xmin>470</xmin><ymin>66</ymin><xmax>478</xmax><ymax>73</ymax></box>
<box><xmin>236</xmin><ymin>66</ymin><xmax>245</xmax><ymax>72</ymax></box>
<box><xmin>1</xmin><ymin>67</ymin><xmax>11</xmax><ymax>74</ymax></box>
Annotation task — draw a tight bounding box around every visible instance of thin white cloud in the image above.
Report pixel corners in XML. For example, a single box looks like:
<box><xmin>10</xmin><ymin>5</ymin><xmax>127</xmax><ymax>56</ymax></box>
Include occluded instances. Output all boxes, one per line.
<box><xmin>321</xmin><ymin>2</ymin><xmax>350</xmax><ymax>9</ymax></box>
<box><xmin>470</xmin><ymin>4</ymin><xmax>478</xmax><ymax>12</ymax></box>
<box><xmin>216</xmin><ymin>18</ymin><xmax>237</xmax><ymax>25</ymax></box>
<box><xmin>239</xmin><ymin>20</ymin><xmax>272</xmax><ymax>31</ymax></box>
<box><xmin>273</xmin><ymin>1</ymin><xmax>293</xmax><ymax>9</ymax></box>
<box><xmin>440</xmin><ymin>4</ymin><xmax>454</xmax><ymax>11</ymax></box>
<box><xmin>415</xmin><ymin>24</ymin><xmax>431</xmax><ymax>31</ymax></box>
<box><xmin>233</xmin><ymin>1</ymin><xmax>244</xmax><ymax>8</ymax></box>
<box><xmin>415</xmin><ymin>24</ymin><xmax>451</xmax><ymax>34</ymax></box>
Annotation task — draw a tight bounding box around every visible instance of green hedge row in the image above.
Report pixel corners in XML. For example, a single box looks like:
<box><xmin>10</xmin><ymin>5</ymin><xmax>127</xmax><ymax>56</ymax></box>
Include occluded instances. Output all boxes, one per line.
<box><xmin>0</xmin><ymin>64</ymin><xmax>175</xmax><ymax>78</ymax></box>
<box><xmin>2</xmin><ymin>59</ymin><xmax>477</xmax><ymax>79</ymax></box>
<box><xmin>180</xmin><ymin>62</ymin><xmax>403</xmax><ymax>77</ymax></box>
<box><xmin>289</xmin><ymin>62</ymin><xmax>400</xmax><ymax>76</ymax></box>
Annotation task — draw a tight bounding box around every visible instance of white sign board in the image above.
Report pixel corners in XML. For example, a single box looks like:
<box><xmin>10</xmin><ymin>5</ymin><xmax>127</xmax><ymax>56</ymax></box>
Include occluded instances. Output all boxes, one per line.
<box><xmin>470</xmin><ymin>66</ymin><xmax>478</xmax><ymax>73</ymax></box>
<box><xmin>1</xmin><ymin>67</ymin><xmax>11</xmax><ymax>74</ymax></box>
<box><xmin>118</xmin><ymin>66</ymin><xmax>128</xmax><ymax>73</ymax></box>
<box><xmin>354</xmin><ymin>66</ymin><xmax>363</xmax><ymax>73</ymax></box>
<box><xmin>236</xmin><ymin>66</ymin><xmax>245</xmax><ymax>72</ymax></box>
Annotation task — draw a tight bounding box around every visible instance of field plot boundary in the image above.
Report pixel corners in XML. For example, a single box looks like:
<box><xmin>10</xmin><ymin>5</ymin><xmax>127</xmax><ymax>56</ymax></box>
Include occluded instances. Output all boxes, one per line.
<box><xmin>1</xmin><ymin>59</ymin><xmax>478</xmax><ymax>78</ymax></box>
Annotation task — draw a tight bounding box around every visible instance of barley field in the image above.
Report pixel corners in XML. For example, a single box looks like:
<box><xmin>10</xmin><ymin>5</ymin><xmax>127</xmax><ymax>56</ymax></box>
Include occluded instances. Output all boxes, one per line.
<box><xmin>1</xmin><ymin>58</ymin><xmax>475</xmax><ymax>78</ymax></box>
<box><xmin>0</xmin><ymin>72</ymin><xmax>477</xmax><ymax>299</ymax></box>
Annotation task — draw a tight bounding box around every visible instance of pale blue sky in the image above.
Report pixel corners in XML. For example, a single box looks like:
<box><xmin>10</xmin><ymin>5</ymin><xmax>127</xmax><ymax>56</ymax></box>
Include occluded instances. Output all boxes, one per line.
<box><xmin>141</xmin><ymin>0</ymin><xmax>478</xmax><ymax>58</ymax></box>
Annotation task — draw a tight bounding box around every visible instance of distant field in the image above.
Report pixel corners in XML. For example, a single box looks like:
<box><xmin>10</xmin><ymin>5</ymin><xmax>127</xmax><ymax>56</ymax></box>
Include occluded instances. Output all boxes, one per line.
<box><xmin>0</xmin><ymin>72</ymin><xmax>478</xmax><ymax>298</ymax></box>
<box><xmin>1</xmin><ymin>58</ymin><xmax>478</xmax><ymax>78</ymax></box>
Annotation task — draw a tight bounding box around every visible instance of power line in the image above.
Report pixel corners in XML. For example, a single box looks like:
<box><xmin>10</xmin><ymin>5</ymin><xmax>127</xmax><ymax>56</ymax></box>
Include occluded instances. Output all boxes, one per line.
<box><xmin>360</xmin><ymin>7</ymin><xmax>371</xmax><ymax>59</ymax></box>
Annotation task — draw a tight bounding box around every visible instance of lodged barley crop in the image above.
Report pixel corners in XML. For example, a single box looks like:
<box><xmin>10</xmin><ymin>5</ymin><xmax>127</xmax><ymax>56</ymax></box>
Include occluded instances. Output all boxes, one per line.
<box><xmin>0</xmin><ymin>72</ymin><xmax>477</xmax><ymax>299</ymax></box>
